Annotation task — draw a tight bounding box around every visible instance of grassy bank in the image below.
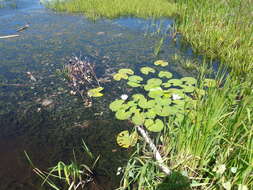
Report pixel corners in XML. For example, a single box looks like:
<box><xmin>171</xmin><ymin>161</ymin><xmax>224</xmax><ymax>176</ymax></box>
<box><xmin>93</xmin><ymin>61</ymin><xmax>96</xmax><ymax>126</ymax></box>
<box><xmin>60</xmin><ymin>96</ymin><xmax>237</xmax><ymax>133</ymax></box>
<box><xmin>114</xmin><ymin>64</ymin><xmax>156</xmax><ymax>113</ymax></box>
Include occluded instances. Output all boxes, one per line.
<box><xmin>47</xmin><ymin>0</ymin><xmax>253</xmax><ymax>74</ymax></box>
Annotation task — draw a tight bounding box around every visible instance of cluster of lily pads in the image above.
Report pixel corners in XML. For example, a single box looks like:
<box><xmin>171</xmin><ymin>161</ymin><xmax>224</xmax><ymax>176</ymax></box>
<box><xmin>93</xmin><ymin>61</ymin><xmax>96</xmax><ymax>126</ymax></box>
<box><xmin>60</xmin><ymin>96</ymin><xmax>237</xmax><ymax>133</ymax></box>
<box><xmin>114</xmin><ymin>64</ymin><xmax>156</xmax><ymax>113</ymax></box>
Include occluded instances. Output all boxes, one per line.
<box><xmin>109</xmin><ymin>60</ymin><xmax>216</xmax><ymax>148</ymax></box>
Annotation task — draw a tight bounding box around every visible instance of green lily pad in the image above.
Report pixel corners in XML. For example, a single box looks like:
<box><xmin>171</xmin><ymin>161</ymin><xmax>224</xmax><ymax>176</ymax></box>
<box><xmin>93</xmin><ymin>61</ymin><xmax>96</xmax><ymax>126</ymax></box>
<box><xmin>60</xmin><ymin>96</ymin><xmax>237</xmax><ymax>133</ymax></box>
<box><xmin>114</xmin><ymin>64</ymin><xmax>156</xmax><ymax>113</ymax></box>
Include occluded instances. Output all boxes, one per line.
<box><xmin>167</xmin><ymin>79</ymin><xmax>182</xmax><ymax>86</ymax></box>
<box><xmin>128</xmin><ymin>75</ymin><xmax>143</xmax><ymax>83</ymax></box>
<box><xmin>87</xmin><ymin>87</ymin><xmax>104</xmax><ymax>97</ymax></box>
<box><xmin>181</xmin><ymin>77</ymin><xmax>197</xmax><ymax>85</ymax></box>
<box><xmin>127</xmin><ymin>81</ymin><xmax>142</xmax><ymax>87</ymax></box>
<box><xmin>147</xmin><ymin>78</ymin><xmax>163</xmax><ymax>86</ymax></box>
<box><xmin>132</xmin><ymin>112</ymin><xmax>145</xmax><ymax>125</ymax></box>
<box><xmin>180</xmin><ymin>85</ymin><xmax>196</xmax><ymax>93</ymax></box>
<box><xmin>138</xmin><ymin>99</ymin><xmax>156</xmax><ymax>109</ymax></box>
<box><xmin>162</xmin><ymin>82</ymin><xmax>172</xmax><ymax>88</ymax></box>
<box><xmin>140</xmin><ymin>67</ymin><xmax>155</xmax><ymax>75</ymax></box>
<box><xmin>115</xmin><ymin>110</ymin><xmax>132</xmax><ymax>120</ymax></box>
<box><xmin>148</xmin><ymin>87</ymin><xmax>164</xmax><ymax>98</ymax></box>
<box><xmin>155</xmin><ymin>97</ymin><xmax>171</xmax><ymax>105</ymax></box>
<box><xmin>109</xmin><ymin>99</ymin><xmax>125</xmax><ymax>111</ymax></box>
<box><xmin>113</xmin><ymin>73</ymin><xmax>128</xmax><ymax>81</ymax></box>
<box><xmin>158</xmin><ymin>71</ymin><xmax>173</xmax><ymax>79</ymax></box>
<box><xmin>145</xmin><ymin>109</ymin><xmax>157</xmax><ymax>119</ymax></box>
<box><xmin>116</xmin><ymin>130</ymin><xmax>138</xmax><ymax>148</ymax></box>
<box><xmin>132</xmin><ymin>94</ymin><xmax>145</xmax><ymax>102</ymax></box>
<box><xmin>154</xmin><ymin>60</ymin><xmax>168</xmax><ymax>67</ymax></box>
<box><xmin>127</xmin><ymin>101</ymin><xmax>137</xmax><ymax>107</ymax></box>
<box><xmin>145</xmin><ymin>119</ymin><xmax>164</xmax><ymax>132</ymax></box>
<box><xmin>204</xmin><ymin>79</ymin><xmax>216</xmax><ymax>87</ymax></box>
<box><xmin>118</xmin><ymin>68</ymin><xmax>134</xmax><ymax>75</ymax></box>
<box><xmin>157</xmin><ymin>106</ymin><xmax>171</xmax><ymax>117</ymax></box>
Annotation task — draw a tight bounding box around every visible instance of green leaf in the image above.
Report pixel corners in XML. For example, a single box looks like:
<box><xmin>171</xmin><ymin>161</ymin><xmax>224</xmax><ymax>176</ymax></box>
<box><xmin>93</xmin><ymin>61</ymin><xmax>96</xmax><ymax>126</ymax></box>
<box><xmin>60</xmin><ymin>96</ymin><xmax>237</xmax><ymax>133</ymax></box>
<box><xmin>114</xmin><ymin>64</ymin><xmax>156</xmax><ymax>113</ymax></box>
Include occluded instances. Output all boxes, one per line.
<box><xmin>127</xmin><ymin>81</ymin><xmax>142</xmax><ymax>87</ymax></box>
<box><xmin>127</xmin><ymin>101</ymin><xmax>137</xmax><ymax>107</ymax></box>
<box><xmin>158</xmin><ymin>71</ymin><xmax>173</xmax><ymax>79</ymax></box>
<box><xmin>157</xmin><ymin>106</ymin><xmax>171</xmax><ymax>117</ymax></box>
<box><xmin>113</xmin><ymin>73</ymin><xmax>128</xmax><ymax>81</ymax></box>
<box><xmin>167</xmin><ymin>79</ymin><xmax>182</xmax><ymax>86</ymax></box>
<box><xmin>115</xmin><ymin>110</ymin><xmax>132</xmax><ymax>120</ymax></box>
<box><xmin>181</xmin><ymin>77</ymin><xmax>197</xmax><ymax>85</ymax></box>
<box><xmin>148</xmin><ymin>87</ymin><xmax>164</xmax><ymax>98</ymax></box>
<box><xmin>147</xmin><ymin>78</ymin><xmax>163</xmax><ymax>86</ymax></box>
<box><xmin>109</xmin><ymin>99</ymin><xmax>125</xmax><ymax>111</ymax></box>
<box><xmin>132</xmin><ymin>94</ymin><xmax>145</xmax><ymax>102</ymax></box>
<box><xmin>132</xmin><ymin>112</ymin><xmax>145</xmax><ymax>125</ymax></box>
<box><xmin>128</xmin><ymin>75</ymin><xmax>143</xmax><ymax>83</ymax></box>
<box><xmin>145</xmin><ymin>119</ymin><xmax>164</xmax><ymax>132</ymax></box>
<box><xmin>145</xmin><ymin>109</ymin><xmax>157</xmax><ymax>119</ymax></box>
<box><xmin>87</xmin><ymin>87</ymin><xmax>104</xmax><ymax>97</ymax></box>
<box><xmin>116</xmin><ymin>130</ymin><xmax>138</xmax><ymax>148</ymax></box>
<box><xmin>155</xmin><ymin>97</ymin><xmax>172</xmax><ymax>106</ymax></box>
<box><xmin>140</xmin><ymin>67</ymin><xmax>155</xmax><ymax>75</ymax></box>
<box><xmin>138</xmin><ymin>99</ymin><xmax>156</xmax><ymax>109</ymax></box>
<box><xmin>154</xmin><ymin>60</ymin><xmax>168</xmax><ymax>67</ymax></box>
<box><xmin>118</xmin><ymin>68</ymin><xmax>134</xmax><ymax>75</ymax></box>
<box><xmin>180</xmin><ymin>85</ymin><xmax>196</xmax><ymax>93</ymax></box>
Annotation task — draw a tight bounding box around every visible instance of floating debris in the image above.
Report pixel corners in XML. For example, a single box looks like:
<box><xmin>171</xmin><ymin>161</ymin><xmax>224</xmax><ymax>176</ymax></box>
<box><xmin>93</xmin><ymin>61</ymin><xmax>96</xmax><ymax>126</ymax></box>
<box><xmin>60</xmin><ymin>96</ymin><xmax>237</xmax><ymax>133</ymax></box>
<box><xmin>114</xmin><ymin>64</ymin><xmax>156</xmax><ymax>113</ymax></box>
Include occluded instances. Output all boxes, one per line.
<box><xmin>17</xmin><ymin>24</ymin><xmax>30</xmax><ymax>32</ymax></box>
<box><xmin>41</xmin><ymin>98</ymin><xmax>53</xmax><ymax>107</ymax></box>
<box><xmin>26</xmin><ymin>72</ymin><xmax>37</xmax><ymax>82</ymax></box>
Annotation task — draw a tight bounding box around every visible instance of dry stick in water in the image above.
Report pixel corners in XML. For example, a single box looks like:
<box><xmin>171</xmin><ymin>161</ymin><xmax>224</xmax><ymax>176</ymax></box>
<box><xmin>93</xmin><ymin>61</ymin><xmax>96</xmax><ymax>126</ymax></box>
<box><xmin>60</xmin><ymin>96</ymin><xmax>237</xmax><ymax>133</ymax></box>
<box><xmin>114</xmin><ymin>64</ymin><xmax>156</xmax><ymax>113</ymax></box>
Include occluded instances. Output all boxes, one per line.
<box><xmin>0</xmin><ymin>35</ymin><xmax>19</xmax><ymax>39</ymax></box>
<box><xmin>136</xmin><ymin>125</ymin><xmax>171</xmax><ymax>175</ymax></box>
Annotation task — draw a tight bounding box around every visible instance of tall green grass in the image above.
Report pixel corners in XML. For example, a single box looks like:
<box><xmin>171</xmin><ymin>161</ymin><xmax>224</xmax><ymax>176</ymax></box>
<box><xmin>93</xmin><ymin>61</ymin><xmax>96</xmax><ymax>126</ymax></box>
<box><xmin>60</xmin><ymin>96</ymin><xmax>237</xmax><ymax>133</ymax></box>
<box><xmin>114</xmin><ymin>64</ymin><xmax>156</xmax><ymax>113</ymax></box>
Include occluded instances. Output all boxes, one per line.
<box><xmin>47</xmin><ymin>0</ymin><xmax>253</xmax><ymax>74</ymax></box>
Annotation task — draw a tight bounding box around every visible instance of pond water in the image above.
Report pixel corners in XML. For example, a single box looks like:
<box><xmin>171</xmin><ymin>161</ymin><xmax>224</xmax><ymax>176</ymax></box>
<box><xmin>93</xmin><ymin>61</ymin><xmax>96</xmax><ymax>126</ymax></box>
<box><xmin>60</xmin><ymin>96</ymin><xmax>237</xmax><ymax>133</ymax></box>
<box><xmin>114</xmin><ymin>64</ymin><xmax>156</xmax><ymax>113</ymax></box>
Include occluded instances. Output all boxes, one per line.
<box><xmin>0</xmin><ymin>0</ymin><xmax>203</xmax><ymax>189</ymax></box>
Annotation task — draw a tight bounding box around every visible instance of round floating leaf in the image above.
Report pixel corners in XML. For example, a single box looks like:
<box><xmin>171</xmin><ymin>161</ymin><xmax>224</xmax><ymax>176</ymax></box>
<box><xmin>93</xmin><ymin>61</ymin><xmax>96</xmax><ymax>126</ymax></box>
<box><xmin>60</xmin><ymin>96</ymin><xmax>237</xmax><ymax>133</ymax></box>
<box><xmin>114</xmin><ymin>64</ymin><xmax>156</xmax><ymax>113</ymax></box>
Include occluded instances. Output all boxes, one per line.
<box><xmin>128</xmin><ymin>75</ymin><xmax>143</xmax><ymax>83</ymax></box>
<box><xmin>167</xmin><ymin>79</ymin><xmax>182</xmax><ymax>86</ymax></box>
<box><xmin>195</xmin><ymin>88</ymin><xmax>206</xmax><ymax>96</ymax></box>
<box><xmin>180</xmin><ymin>85</ymin><xmax>196</xmax><ymax>93</ymax></box>
<box><xmin>204</xmin><ymin>79</ymin><xmax>216</xmax><ymax>87</ymax></box>
<box><xmin>147</xmin><ymin>78</ymin><xmax>163</xmax><ymax>86</ymax></box>
<box><xmin>181</xmin><ymin>77</ymin><xmax>197</xmax><ymax>85</ymax></box>
<box><xmin>118</xmin><ymin>68</ymin><xmax>134</xmax><ymax>75</ymax></box>
<box><xmin>162</xmin><ymin>82</ymin><xmax>172</xmax><ymax>88</ymax></box>
<box><xmin>157</xmin><ymin>106</ymin><xmax>171</xmax><ymax>117</ymax></box>
<box><xmin>145</xmin><ymin>119</ymin><xmax>164</xmax><ymax>132</ymax></box>
<box><xmin>140</xmin><ymin>67</ymin><xmax>155</xmax><ymax>75</ymax></box>
<box><xmin>109</xmin><ymin>99</ymin><xmax>125</xmax><ymax>111</ymax></box>
<box><xmin>129</xmin><ymin>106</ymin><xmax>140</xmax><ymax>114</ymax></box>
<box><xmin>113</xmin><ymin>73</ymin><xmax>128</xmax><ymax>81</ymax></box>
<box><xmin>155</xmin><ymin>97</ymin><xmax>172</xmax><ymax>106</ymax></box>
<box><xmin>132</xmin><ymin>112</ymin><xmax>145</xmax><ymax>125</ymax></box>
<box><xmin>132</xmin><ymin>94</ymin><xmax>145</xmax><ymax>102</ymax></box>
<box><xmin>116</xmin><ymin>130</ymin><xmax>138</xmax><ymax>148</ymax></box>
<box><xmin>145</xmin><ymin>109</ymin><xmax>157</xmax><ymax>119</ymax></box>
<box><xmin>158</xmin><ymin>71</ymin><xmax>173</xmax><ymax>79</ymax></box>
<box><xmin>148</xmin><ymin>87</ymin><xmax>164</xmax><ymax>98</ymax></box>
<box><xmin>127</xmin><ymin>81</ymin><xmax>142</xmax><ymax>87</ymax></box>
<box><xmin>154</xmin><ymin>60</ymin><xmax>168</xmax><ymax>67</ymax></box>
<box><xmin>115</xmin><ymin>110</ymin><xmax>132</xmax><ymax>120</ymax></box>
<box><xmin>127</xmin><ymin>101</ymin><xmax>137</xmax><ymax>107</ymax></box>
<box><xmin>87</xmin><ymin>87</ymin><xmax>104</xmax><ymax>97</ymax></box>
<box><xmin>138</xmin><ymin>99</ymin><xmax>156</xmax><ymax>109</ymax></box>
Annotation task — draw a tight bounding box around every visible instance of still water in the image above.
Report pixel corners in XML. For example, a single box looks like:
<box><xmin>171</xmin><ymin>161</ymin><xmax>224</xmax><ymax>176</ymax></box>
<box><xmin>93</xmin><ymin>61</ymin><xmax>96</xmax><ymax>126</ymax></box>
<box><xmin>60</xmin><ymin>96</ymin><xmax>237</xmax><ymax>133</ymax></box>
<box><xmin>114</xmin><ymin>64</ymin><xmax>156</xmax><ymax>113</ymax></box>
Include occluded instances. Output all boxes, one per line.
<box><xmin>0</xmin><ymin>0</ymin><xmax>200</xmax><ymax>189</ymax></box>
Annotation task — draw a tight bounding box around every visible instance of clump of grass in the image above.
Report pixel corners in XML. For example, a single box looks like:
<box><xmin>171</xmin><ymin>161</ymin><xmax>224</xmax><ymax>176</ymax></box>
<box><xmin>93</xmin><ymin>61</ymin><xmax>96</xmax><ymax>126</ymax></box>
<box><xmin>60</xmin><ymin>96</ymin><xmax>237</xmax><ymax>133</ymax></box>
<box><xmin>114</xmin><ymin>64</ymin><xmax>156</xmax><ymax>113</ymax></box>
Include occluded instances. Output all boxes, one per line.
<box><xmin>46</xmin><ymin>0</ymin><xmax>177</xmax><ymax>19</ymax></box>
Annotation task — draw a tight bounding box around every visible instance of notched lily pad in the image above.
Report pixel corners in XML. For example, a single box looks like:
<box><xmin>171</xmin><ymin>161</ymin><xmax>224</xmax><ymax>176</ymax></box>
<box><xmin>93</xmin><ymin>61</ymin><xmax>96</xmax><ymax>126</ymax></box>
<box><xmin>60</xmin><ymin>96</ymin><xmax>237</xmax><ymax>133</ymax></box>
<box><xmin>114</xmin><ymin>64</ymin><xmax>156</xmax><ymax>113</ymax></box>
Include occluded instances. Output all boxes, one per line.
<box><xmin>154</xmin><ymin>60</ymin><xmax>168</xmax><ymax>67</ymax></box>
<box><xmin>140</xmin><ymin>67</ymin><xmax>155</xmax><ymax>75</ymax></box>
<box><xmin>109</xmin><ymin>99</ymin><xmax>125</xmax><ymax>111</ymax></box>
<box><xmin>118</xmin><ymin>68</ymin><xmax>134</xmax><ymax>75</ymax></box>
<box><xmin>132</xmin><ymin>112</ymin><xmax>145</xmax><ymax>125</ymax></box>
<box><xmin>113</xmin><ymin>73</ymin><xmax>128</xmax><ymax>81</ymax></box>
<box><xmin>158</xmin><ymin>71</ymin><xmax>173</xmax><ymax>79</ymax></box>
<box><xmin>145</xmin><ymin>119</ymin><xmax>164</xmax><ymax>132</ymax></box>
<box><xmin>87</xmin><ymin>87</ymin><xmax>104</xmax><ymax>97</ymax></box>
<box><xmin>115</xmin><ymin>110</ymin><xmax>132</xmax><ymax>120</ymax></box>
<box><xmin>181</xmin><ymin>77</ymin><xmax>197</xmax><ymax>85</ymax></box>
<box><xmin>116</xmin><ymin>130</ymin><xmax>138</xmax><ymax>148</ymax></box>
<box><xmin>167</xmin><ymin>79</ymin><xmax>182</xmax><ymax>86</ymax></box>
<box><xmin>127</xmin><ymin>81</ymin><xmax>142</xmax><ymax>87</ymax></box>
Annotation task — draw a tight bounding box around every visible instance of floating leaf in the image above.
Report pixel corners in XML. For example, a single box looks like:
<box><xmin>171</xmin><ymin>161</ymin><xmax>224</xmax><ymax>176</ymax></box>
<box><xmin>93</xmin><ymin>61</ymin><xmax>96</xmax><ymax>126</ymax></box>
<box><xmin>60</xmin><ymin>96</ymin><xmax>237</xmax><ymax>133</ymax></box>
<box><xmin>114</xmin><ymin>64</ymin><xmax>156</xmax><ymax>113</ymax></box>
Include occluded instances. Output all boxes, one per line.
<box><xmin>115</xmin><ymin>110</ymin><xmax>132</xmax><ymax>120</ymax></box>
<box><xmin>127</xmin><ymin>101</ymin><xmax>137</xmax><ymax>107</ymax></box>
<box><xmin>109</xmin><ymin>99</ymin><xmax>125</xmax><ymax>111</ymax></box>
<box><xmin>162</xmin><ymin>82</ymin><xmax>172</xmax><ymax>88</ymax></box>
<box><xmin>132</xmin><ymin>112</ymin><xmax>145</xmax><ymax>125</ymax></box>
<box><xmin>167</xmin><ymin>79</ymin><xmax>182</xmax><ymax>86</ymax></box>
<box><xmin>87</xmin><ymin>87</ymin><xmax>104</xmax><ymax>97</ymax></box>
<box><xmin>132</xmin><ymin>94</ymin><xmax>145</xmax><ymax>102</ymax></box>
<box><xmin>113</xmin><ymin>73</ymin><xmax>128</xmax><ymax>81</ymax></box>
<box><xmin>145</xmin><ymin>119</ymin><xmax>164</xmax><ymax>132</ymax></box>
<box><xmin>138</xmin><ymin>99</ymin><xmax>156</xmax><ymax>109</ymax></box>
<box><xmin>118</xmin><ymin>68</ymin><xmax>134</xmax><ymax>75</ymax></box>
<box><xmin>154</xmin><ymin>60</ymin><xmax>168</xmax><ymax>67</ymax></box>
<box><xmin>147</xmin><ymin>78</ymin><xmax>163</xmax><ymax>86</ymax></box>
<box><xmin>140</xmin><ymin>67</ymin><xmax>155</xmax><ymax>75</ymax></box>
<box><xmin>128</xmin><ymin>75</ymin><xmax>143</xmax><ymax>83</ymax></box>
<box><xmin>180</xmin><ymin>85</ymin><xmax>196</xmax><ymax>93</ymax></box>
<box><xmin>145</xmin><ymin>109</ymin><xmax>157</xmax><ymax>119</ymax></box>
<box><xmin>157</xmin><ymin>106</ymin><xmax>171</xmax><ymax>117</ymax></box>
<box><xmin>148</xmin><ymin>87</ymin><xmax>164</xmax><ymax>98</ymax></box>
<box><xmin>155</xmin><ymin>97</ymin><xmax>171</xmax><ymax>105</ymax></box>
<box><xmin>158</xmin><ymin>71</ymin><xmax>173</xmax><ymax>79</ymax></box>
<box><xmin>116</xmin><ymin>130</ymin><xmax>138</xmax><ymax>148</ymax></box>
<box><xmin>127</xmin><ymin>81</ymin><xmax>142</xmax><ymax>87</ymax></box>
<box><xmin>181</xmin><ymin>77</ymin><xmax>197</xmax><ymax>85</ymax></box>
<box><xmin>204</xmin><ymin>79</ymin><xmax>216</xmax><ymax>87</ymax></box>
